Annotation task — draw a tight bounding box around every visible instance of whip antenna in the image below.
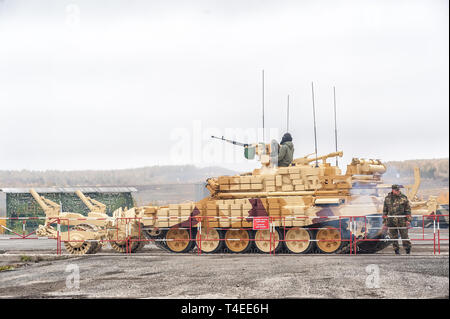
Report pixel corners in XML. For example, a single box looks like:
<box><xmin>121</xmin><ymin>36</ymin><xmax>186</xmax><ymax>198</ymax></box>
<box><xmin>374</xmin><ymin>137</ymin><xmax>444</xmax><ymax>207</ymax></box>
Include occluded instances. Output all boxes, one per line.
<box><xmin>311</xmin><ymin>82</ymin><xmax>318</xmax><ymax>168</ymax></box>
<box><xmin>262</xmin><ymin>70</ymin><xmax>265</xmax><ymax>142</ymax></box>
<box><xmin>333</xmin><ymin>86</ymin><xmax>338</xmax><ymax>166</ymax></box>
<box><xmin>287</xmin><ymin>94</ymin><xmax>290</xmax><ymax>132</ymax></box>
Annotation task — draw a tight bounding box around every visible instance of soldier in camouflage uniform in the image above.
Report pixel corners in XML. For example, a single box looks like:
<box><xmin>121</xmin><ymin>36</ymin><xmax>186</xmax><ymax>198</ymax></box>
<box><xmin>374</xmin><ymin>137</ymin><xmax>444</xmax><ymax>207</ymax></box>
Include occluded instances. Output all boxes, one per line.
<box><xmin>383</xmin><ymin>184</ymin><xmax>412</xmax><ymax>254</ymax></box>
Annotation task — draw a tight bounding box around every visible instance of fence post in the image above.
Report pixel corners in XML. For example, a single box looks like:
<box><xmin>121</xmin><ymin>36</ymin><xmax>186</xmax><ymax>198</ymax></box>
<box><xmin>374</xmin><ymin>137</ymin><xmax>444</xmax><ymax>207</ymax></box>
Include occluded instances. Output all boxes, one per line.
<box><xmin>437</xmin><ymin>214</ymin><xmax>440</xmax><ymax>255</ymax></box>
<box><xmin>433</xmin><ymin>214</ymin><xmax>436</xmax><ymax>255</ymax></box>
<box><xmin>197</xmin><ymin>219</ymin><xmax>201</xmax><ymax>256</ymax></box>
<box><xmin>354</xmin><ymin>218</ymin><xmax>358</xmax><ymax>255</ymax></box>
<box><xmin>349</xmin><ymin>217</ymin><xmax>352</xmax><ymax>255</ymax></box>
<box><xmin>57</xmin><ymin>218</ymin><xmax>61</xmax><ymax>255</ymax></box>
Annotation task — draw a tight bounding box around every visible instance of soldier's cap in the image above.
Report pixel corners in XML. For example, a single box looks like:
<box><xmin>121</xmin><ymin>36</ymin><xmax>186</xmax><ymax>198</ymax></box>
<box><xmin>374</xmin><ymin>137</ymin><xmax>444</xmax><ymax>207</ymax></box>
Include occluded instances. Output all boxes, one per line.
<box><xmin>391</xmin><ymin>184</ymin><xmax>400</xmax><ymax>190</ymax></box>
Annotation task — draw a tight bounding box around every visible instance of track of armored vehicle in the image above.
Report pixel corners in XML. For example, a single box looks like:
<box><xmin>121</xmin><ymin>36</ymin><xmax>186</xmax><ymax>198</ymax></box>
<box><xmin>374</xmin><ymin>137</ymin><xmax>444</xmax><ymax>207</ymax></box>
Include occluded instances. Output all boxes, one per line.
<box><xmin>142</xmin><ymin>220</ymin><xmax>390</xmax><ymax>255</ymax></box>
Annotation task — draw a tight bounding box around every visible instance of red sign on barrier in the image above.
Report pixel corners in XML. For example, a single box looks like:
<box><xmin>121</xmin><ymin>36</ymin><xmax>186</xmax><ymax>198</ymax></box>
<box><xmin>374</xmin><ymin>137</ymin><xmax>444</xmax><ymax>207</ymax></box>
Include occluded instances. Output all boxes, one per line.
<box><xmin>253</xmin><ymin>217</ymin><xmax>269</xmax><ymax>230</ymax></box>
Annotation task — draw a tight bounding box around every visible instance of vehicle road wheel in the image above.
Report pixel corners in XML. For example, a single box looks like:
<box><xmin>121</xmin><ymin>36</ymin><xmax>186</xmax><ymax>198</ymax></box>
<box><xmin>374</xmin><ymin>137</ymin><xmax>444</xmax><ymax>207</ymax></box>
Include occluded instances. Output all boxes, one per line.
<box><xmin>224</xmin><ymin>229</ymin><xmax>253</xmax><ymax>253</ymax></box>
<box><xmin>195</xmin><ymin>228</ymin><xmax>223</xmax><ymax>253</ymax></box>
<box><xmin>165</xmin><ymin>228</ymin><xmax>195</xmax><ymax>253</ymax></box>
<box><xmin>316</xmin><ymin>226</ymin><xmax>342</xmax><ymax>253</ymax></box>
<box><xmin>254</xmin><ymin>228</ymin><xmax>283</xmax><ymax>253</ymax></box>
<box><xmin>284</xmin><ymin>227</ymin><xmax>314</xmax><ymax>254</ymax></box>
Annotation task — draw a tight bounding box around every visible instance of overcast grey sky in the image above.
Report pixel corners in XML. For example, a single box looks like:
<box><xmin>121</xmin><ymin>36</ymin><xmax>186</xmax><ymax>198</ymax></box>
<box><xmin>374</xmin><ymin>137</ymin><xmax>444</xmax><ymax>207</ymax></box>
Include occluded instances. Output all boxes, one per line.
<box><xmin>0</xmin><ymin>0</ymin><xmax>448</xmax><ymax>172</ymax></box>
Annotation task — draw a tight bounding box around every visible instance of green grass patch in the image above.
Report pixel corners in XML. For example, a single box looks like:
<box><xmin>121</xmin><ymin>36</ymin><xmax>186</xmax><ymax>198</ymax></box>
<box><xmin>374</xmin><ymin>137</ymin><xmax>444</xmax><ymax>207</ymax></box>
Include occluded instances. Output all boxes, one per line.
<box><xmin>0</xmin><ymin>265</ymin><xmax>15</xmax><ymax>272</ymax></box>
<box><xmin>20</xmin><ymin>255</ymin><xmax>32</xmax><ymax>262</ymax></box>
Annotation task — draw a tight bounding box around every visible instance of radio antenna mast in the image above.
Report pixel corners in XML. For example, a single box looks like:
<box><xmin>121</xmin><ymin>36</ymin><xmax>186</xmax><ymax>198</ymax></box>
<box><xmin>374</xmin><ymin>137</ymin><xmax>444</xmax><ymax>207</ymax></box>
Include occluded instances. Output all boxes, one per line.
<box><xmin>311</xmin><ymin>82</ymin><xmax>318</xmax><ymax>168</ymax></box>
<box><xmin>333</xmin><ymin>86</ymin><xmax>338</xmax><ymax>166</ymax></box>
<box><xmin>262</xmin><ymin>70</ymin><xmax>265</xmax><ymax>142</ymax></box>
<box><xmin>286</xmin><ymin>94</ymin><xmax>290</xmax><ymax>132</ymax></box>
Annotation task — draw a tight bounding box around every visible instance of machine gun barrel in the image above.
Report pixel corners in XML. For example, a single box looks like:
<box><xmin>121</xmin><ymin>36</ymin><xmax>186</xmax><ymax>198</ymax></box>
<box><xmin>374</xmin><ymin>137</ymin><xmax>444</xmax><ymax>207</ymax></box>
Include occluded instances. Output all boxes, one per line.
<box><xmin>211</xmin><ymin>136</ymin><xmax>249</xmax><ymax>147</ymax></box>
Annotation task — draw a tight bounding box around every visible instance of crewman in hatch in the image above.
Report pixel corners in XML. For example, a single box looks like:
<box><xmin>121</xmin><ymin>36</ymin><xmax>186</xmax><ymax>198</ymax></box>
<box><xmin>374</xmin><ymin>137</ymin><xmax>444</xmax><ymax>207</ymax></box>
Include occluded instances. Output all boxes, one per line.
<box><xmin>277</xmin><ymin>133</ymin><xmax>294</xmax><ymax>167</ymax></box>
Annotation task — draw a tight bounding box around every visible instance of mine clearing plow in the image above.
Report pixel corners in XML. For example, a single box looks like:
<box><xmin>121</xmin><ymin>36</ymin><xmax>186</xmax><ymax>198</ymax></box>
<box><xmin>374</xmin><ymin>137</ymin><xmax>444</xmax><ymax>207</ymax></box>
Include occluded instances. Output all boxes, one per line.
<box><xmin>32</xmin><ymin>189</ymin><xmax>151</xmax><ymax>254</ymax></box>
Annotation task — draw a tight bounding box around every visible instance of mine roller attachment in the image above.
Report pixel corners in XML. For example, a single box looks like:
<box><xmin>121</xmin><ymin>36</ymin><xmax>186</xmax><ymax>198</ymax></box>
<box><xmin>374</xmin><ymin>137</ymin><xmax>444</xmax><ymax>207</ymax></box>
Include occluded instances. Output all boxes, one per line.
<box><xmin>164</xmin><ymin>227</ymin><xmax>196</xmax><ymax>253</ymax></box>
<box><xmin>224</xmin><ymin>229</ymin><xmax>253</xmax><ymax>253</ymax></box>
<box><xmin>254</xmin><ymin>228</ymin><xmax>283</xmax><ymax>253</ymax></box>
<box><xmin>315</xmin><ymin>226</ymin><xmax>342</xmax><ymax>254</ymax></box>
<box><xmin>63</xmin><ymin>224</ymin><xmax>102</xmax><ymax>255</ymax></box>
<box><xmin>110</xmin><ymin>237</ymin><xmax>144</xmax><ymax>253</ymax></box>
<box><xmin>195</xmin><ymin>228</ymin><xmax>224</xmax><ymax>253</ymax></box>
<box><xmin>284</xmin><ymin>228</ymin><xmax>314</xmax><ymax>254</ymax></box>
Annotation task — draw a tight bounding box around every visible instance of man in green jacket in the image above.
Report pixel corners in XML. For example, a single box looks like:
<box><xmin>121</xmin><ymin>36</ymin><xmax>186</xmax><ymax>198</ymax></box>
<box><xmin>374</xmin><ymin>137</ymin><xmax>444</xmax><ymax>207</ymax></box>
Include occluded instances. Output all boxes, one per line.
<box><xmin>277</xmin><ymin>133</ymin><xmax>294</xmax><ymax>167</ymax></box>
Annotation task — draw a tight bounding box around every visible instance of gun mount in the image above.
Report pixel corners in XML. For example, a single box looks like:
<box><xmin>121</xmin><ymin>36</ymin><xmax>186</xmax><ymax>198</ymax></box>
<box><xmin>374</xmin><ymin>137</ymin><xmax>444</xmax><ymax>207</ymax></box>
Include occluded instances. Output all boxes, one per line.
<box><xmin>211</xmin><ymin>136</ymin><xmax>281</xmax><ymax>167</ymax></box>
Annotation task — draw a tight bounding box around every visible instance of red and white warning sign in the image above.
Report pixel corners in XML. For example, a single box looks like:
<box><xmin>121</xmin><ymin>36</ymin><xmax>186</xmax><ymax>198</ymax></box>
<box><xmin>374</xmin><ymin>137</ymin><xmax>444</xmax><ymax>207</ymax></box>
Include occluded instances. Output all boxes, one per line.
<box><xmin>253</xmin><ymin>217</ymin><xmax>269</xmax><ymax>230</ymax></box>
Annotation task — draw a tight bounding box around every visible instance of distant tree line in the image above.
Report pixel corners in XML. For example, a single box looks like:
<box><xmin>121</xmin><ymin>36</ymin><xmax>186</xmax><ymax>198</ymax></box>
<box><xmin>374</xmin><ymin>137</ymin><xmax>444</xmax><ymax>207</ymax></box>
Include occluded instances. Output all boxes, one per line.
<box><xmin>0</xmin><ymin>165</ymin><xmax>237</xmax><ymax>187</ymax></box>
<box><xmin>0</xmin><ymin>160</ymin><xmax>447</xmax><ymax>188</ymax></box>
<box><xmin>384</xmin><ymin>158</ymin><xmax>448</xmax><ymax>182</ymax></box>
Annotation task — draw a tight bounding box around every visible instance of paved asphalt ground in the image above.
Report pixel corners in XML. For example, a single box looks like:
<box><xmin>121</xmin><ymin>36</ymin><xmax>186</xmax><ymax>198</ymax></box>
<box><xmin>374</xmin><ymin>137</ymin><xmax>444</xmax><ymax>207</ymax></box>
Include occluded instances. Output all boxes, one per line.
<box><xmin>0</xmin><ymin>229</ymin><xmax>448</xmax><ymax>299</ymax></box>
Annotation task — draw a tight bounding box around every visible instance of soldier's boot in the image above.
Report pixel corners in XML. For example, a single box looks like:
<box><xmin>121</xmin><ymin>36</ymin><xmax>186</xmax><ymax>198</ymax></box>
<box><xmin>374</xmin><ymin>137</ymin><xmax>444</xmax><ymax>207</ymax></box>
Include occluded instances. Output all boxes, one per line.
<box><xmin>400</xmin><ymin>228</ymin><xmax>411</xmax><ymax>255</ymax></box>
<box><xmin>392</xmin><ymin>239</ymin><xmax>400</xmax><ymax>255</ymax></box>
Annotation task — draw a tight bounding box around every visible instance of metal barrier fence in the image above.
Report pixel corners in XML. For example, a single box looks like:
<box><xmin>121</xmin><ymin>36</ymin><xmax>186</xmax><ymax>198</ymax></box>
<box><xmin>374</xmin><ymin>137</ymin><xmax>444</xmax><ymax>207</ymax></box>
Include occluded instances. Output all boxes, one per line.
<box><xmin>0</xmin><ymin>214</ymin><xmax>448</xmax><ymax>255</ymax></box>
<box><xmin>0</xmin><ymin>217</ymin><xmax>43</xmax><ymax>239</ymax></box>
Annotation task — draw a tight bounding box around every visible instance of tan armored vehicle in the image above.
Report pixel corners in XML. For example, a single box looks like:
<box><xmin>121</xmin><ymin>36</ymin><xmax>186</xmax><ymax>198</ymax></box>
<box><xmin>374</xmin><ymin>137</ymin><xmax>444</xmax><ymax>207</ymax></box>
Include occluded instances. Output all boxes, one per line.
<box><xmin>32</xmin><ymin>140</ymin><xmax>438</xmax><ymax>255</ymax></box>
